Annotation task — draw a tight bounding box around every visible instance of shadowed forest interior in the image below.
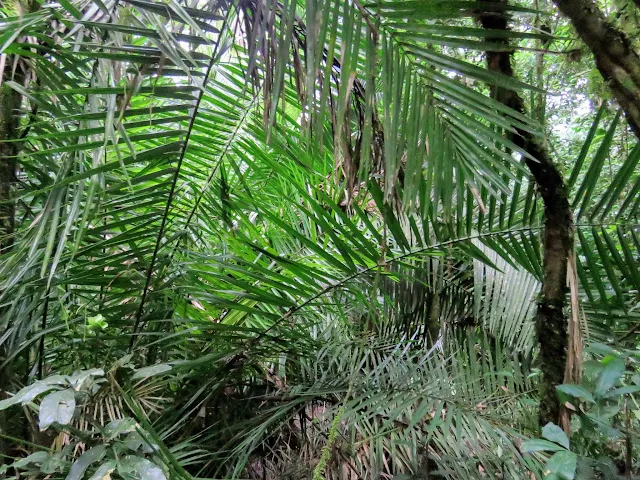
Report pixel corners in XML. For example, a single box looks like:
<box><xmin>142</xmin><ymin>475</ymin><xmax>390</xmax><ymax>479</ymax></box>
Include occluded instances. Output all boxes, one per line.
<box><xmin>1</xmin><ymin>0</ymin><xmax>640</xmax><ymax>478</ymax></box>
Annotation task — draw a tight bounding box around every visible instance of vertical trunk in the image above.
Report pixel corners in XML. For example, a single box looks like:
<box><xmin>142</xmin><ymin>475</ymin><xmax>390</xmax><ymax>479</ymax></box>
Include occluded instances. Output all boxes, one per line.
<box><xmin>0</xmin><ymin>57</ymin><xmax>23</xmax><ymax>464</ymax></box>
<box><xmin>552</xmin><ymin>0</ymin><xmax>640</xmax><ymax>139</ymax></box>
<box><xmin>0</xmin><ymin>86</ymin><xmax>19</xmax><ymax>465</ymax></box>
<box><xmin>426</xmin><ymin>289</ymin><xmax>441</xmax><ymax>345</ymax></box>
<box><xmin>533</xmin><ymin>4</ymin><xmax>549</xmax><ymax>124</ymax></box>
<box><xmin>0</xmin><ymin>83</ymin><xmax>19</xmax><ymax>252</ymax></box>
<box><xmin>478</xmin><ymin>5</ymin><xmax>572</xmax><ymax>426</ymax></box>
<box><xmin>1</xmin><ymin>2</ymin><xmax>37</xmax><ymax>462</ymax></box>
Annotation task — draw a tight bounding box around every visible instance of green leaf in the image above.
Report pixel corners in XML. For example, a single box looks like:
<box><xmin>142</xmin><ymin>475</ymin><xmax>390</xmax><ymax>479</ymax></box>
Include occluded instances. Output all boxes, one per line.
<box><xmin>521</xmin><ymin>439</ymin><xmax>566</xmax><ymax>453</ymax></box>
<box><xmin>594</xmin><ymin>357</ymin><xmax>625</xmax><ymax>397</ymax></box>
<box><xmin>556</xmin><ymin>384</ymin><xmax>595</xmax><ymax>403</ymax></box>
<box><xmin>104</xmin><ymin>418</ymin><xmax>138</xmax><ymax>439</ymax></box>
<box><xmin>132</xmin><ymin>364</ymin><xmax>173</xmax><ymax>379</ymax></box>
<box><xmin>41</xmin><ymin>450</ymin><xmax>67</xmax><ymax>474</ymax></box>
<box><xmin>66</xmin><ymin>446</ymin><xmax>107</xmax><ymax>480</ymax></box>
<box><xmin>567</xmin><ymin>104</ymin><xmax>605</xmax><ymax>189</ymax></box>
<box><xmin>123</xmin><ymin>432</ymin><xmax>158</xmax><ymax>454</ymax></box>
<box><xmin>117</xmin><ymin>456</ymin><xmax>167</xmax><ymax>480</ymax></box>
<box><xmin>0</xmin><ymin>383</ymin><xmax>60</xmax><ymax>409</ymax></box>
<box><xmin>542</xmin><ymin>423</ymin><xmax>569</xmax><ymax>449</ymax></box>
<box><xmin>601</xmin><ymin>385</ymin><xmax>640</xmax><ymax>399</ymax></box>
<box><xmin>38</xmin><ymin>389</ymin><xmax>75</xmax><ymax>431</ymax></box>
<box><xmin>574</xmin><ymin>111</ymin><xmax>621</xmax><ymax>219</ymax></box>
<box><xmin>67</xmin><ymin>369</ymin><xmax>105</xmax><ymax>390</ymax></box>
<box><xmin>9</xmin><ymin>451</ymin><xmax>49</xmax><ymax>469</ymax></box>
<box><xmin>87</xmin><ymin>461</ymin><xmax>117</xmax><ymax>480</ymax></box>
<box><xmin>544</xmin><ymin>451</ymin><xmax>577</xmax><ymax>480</ymax></box>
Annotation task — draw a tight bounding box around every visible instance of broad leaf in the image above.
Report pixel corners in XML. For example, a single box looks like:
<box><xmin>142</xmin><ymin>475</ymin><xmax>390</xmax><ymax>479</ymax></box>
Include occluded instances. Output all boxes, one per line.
<box><xmin>67</xmin><ymin>369</ymin><xmax>105</xmax><ymax>390</ymax></box>
<box><xmin>104</xmin><ymin>418</ymin><xmax>138</xmax><ymax>439</ymax></box>
<box><xmin>585</xmin><ymin>342</ymin><xmax>615</xmax><ymax>356</ymax></box>
<box><xmin>87</xmin><ymin>461</ymin><xmax>117</xmax><ymax>480</ymax></box>
<box><xmin>542</xmin><ymin>423</ymin><xmax>569</xmax><ymax>449</ymax></box>
<box><xmin>38</xmin><ymin>389</ymin><xmax>76</xmax><ymax>431</ymax></box>
<box><xmin>8</xmin><ymin>451</ymin><xmax>49</xmax><ymax>469</ymax></box>
<box><xmin>602</xmin><ymin>385</ymin><xmax>640</xmax><ymax>399</ymax></box>
<box><xmin>521</xmin><ymin>439</ymin><xmax>566</xmax><ymax>453</ymax></box>
<box><xmin>594</xmin><ymin>357</ymin><xmax>625</xmax><ymax>397</ymax></box>
<box><xmin>544</xmin><ymin>451</ymin><xmax>577</xmax><ymax>480</ymax></box>
<box><xmin>118</xmin><ymin>456</ymin><xmax>167</xmax><ymax>480</ymax></box>
<box><xmin>132</xmin><ymin>364</ymin><xmax>172</xmax><ymax>379</ymax></box>
<box><xmin>556</xmin><ymin>384</ymin><xmax>595</xmax><ymax>403</ymax></box>
<box><xmin>66</xmin><ymin>446</ymin><xmax>107</xmax><ymax>480</ymax></box>
<box><xmin>0</xmin><ymin>383</ymin><xmax>60</xmax><ymax>409</ymax></box>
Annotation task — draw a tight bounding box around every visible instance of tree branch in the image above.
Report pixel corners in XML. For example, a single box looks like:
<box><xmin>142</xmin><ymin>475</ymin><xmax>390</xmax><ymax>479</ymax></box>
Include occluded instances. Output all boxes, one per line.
<box><xmin>553</xmin><ymin>0</ymin><xmax>640</xmax><ymax>139</ymax></box>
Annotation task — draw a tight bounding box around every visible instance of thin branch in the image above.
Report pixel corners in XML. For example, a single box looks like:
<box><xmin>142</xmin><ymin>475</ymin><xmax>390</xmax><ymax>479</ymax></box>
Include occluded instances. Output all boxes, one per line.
<box><xmin>617</xmin><ymin>322</ymin><xmax>640</xmax><ymax>342</ymax></box>
<box><xmin>352</xmin><ymin>0</ymin><xmax>379</xmax><ymax>42</ymax></box>
<box><xmin>552</xmin><ymin>0</ymin><xmax>640</xmax><ymax>139</ymax></box>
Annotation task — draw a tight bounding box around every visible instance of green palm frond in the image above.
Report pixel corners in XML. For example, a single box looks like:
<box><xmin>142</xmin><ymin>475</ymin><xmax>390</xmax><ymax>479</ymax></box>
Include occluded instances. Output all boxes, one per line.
<box><xmin>181</xmin><ymin>328</ymin><xmax>542</xmax><ymax>478</ymax></box>
<box><xmin>0</xmin><ymin>0</ymin><xmax>227</xmax><ymax>369</ymax></box>
<box><xmin>1</xmin><ymin>0</ymin><xmax>639</xmax><ymax>478</ymax></box>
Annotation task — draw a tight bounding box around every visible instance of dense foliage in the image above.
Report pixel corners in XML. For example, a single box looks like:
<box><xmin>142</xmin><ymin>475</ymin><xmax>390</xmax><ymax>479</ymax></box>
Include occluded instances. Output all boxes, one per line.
<box><xmin>0</xmin><ymin>0</ymin><xmax>639</xmax><ymax>478</ymax></box>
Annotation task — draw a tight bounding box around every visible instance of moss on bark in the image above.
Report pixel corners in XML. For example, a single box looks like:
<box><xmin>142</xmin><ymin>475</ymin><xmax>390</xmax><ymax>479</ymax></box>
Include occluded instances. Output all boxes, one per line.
<box><xmin>478</xmin><ymin>2</ymin><xmax>572</xmax><ymax>426</ymax></box>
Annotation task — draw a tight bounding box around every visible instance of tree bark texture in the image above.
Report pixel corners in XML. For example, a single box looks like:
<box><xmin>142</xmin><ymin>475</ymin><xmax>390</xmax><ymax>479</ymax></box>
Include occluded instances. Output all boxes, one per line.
<box><xmin>478</xmin><ymin>7</ymin><xmax>572</xmax><ymax>426</ymax></box>
<box><xmin>0</xmin><ymin>56</ymin><xmax>22</xmax><ymax>464</ymax></box>
<box><xmin>0</xmin><ymin>82</ymin><xmax>19</xmax><ymax>253</ymax></box>
<box><xmin>553</xmin><ymin>0</ymin><xmax>640</xmax><ymax>139</ymax></box>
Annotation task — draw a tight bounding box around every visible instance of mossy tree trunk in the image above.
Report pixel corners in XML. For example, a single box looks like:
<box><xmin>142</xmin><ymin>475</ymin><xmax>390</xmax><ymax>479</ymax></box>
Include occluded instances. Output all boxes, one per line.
<box><xmin>0</xmin><ymin>83</ymin><xmax>19</xmax><ymax>253</ymax></box>
<box><xmin>0</xmin><ymin>56</ymin><xmax>24</xmax><ymax>463</ymax></box>
<box><xmin>478</xmin><ymin>3</ymin><xmax>572</xmax><ymax>426</ymax></box>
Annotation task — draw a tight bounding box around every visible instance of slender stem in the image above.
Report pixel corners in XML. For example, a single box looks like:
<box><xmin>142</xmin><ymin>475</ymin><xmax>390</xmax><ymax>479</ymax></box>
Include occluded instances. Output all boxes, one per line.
<box><xmin>352</xmin><ymin>0</ymin><xmax>379</xmax><ymax>43</ymax></box>
<box><xmin>625</xmin><ymin>398</ymin><xmax>632</xmax><ymax>477</ymax></box>
<box><xmin>130</xmin><ymin>13</ymin><xmax>230</xmax><ymax>349</ymax></box>
<box><xmin>37</xmin><ymin>289</ymin><xmax>51</xmax><ymax>380</ymax></box>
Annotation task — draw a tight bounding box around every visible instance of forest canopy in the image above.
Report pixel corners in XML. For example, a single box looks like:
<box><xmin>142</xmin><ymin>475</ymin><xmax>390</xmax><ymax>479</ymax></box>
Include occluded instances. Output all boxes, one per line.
<box><xmin>0</xmin><ymin>0</ymin><xmax>639</xmax><ymax>478</ymax></box>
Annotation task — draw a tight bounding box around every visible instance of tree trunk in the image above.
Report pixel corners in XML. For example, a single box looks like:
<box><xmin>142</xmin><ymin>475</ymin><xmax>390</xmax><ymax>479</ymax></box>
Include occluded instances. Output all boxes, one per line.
<box><xmin>552</xmin><ymin>0</ymin><xmax>640</xmax><ymax>139</ymax></box>
<box><xmin>478</xmin><ymin>6</ymin><xmax>572</xmax><ymax>426</ymax></box>
<box><xmin>0</xmin><ymin>57</ymin><xmax>23</xmax><ymax>464</ymax></box>
<box><xmin>0</xmin><ymin>82</ymin><xmax>19</xmax><ymax>253</ymax></box>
